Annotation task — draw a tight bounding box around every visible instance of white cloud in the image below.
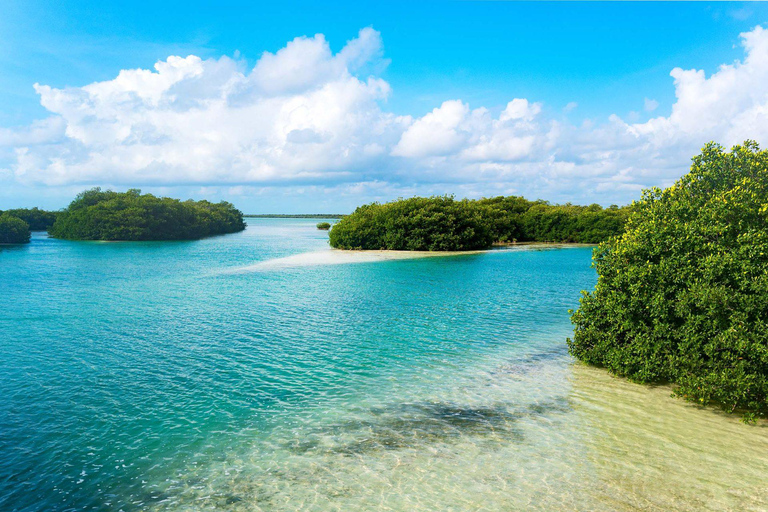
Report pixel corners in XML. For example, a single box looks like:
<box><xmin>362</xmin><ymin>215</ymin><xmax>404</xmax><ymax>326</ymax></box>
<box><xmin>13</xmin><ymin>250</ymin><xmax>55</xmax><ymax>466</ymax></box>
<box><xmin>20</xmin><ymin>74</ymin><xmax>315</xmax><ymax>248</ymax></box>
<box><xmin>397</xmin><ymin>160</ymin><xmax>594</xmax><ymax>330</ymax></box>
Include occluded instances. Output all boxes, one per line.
<box><xmin>629</xmin><ymin>26</ymin><xmax>768</xmax><ymax>149</ymax></box>
<box><xmin>643</xmin><ymin>98</ymin><xmax>659</xmax><ymax>112</ymax></box>
<box><xmin>8</xmin><ymin>28</ymin><xmax>407</xmax><ymax>187</ymax></box>
<box><xmin>391</xmin><ymin>100</ymin><xmax>469</xmax><ymax>158</ymax></box>
<box><xmin>392</xmin><ymin>98</ymin><xmax>546</xmax><ymax>162</ymax></box>
<box><xmin>250</xmin><ymin>28</ymin><xmax>383</xmax><ymax>96</ymax></box>
<box><xmin>0</xmin><ymin>117</ymin><xmax>65</xmax><ymax>147</ymax></box>
<box><xmin>4</xmin><ymin>25</ymin><xmax>768</xmax><ymax>208</ymax></box>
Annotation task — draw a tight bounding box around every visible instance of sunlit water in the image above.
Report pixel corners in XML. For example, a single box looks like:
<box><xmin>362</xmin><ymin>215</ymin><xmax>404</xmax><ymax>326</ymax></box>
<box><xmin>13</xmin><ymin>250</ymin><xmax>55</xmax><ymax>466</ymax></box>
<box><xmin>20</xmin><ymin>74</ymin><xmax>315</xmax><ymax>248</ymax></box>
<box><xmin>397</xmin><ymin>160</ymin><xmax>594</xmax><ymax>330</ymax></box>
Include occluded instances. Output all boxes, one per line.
<box><xmin>1</xmin><ymin>219</ymin><xmax>766</xmax><ymax>512</ymax></box>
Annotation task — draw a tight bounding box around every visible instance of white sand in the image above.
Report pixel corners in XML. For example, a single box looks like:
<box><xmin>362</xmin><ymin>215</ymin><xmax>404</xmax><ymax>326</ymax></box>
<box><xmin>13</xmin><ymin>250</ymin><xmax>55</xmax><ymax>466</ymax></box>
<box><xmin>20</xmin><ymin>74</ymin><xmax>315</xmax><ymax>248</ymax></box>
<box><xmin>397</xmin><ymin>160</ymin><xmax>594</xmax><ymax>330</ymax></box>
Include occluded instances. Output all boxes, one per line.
<box><xmin>229</xmin><ymin>248</ymin><xmax>485</xmax><ymax>272</ymax></box>
<box><xmin>224</xmin><ymin>243</ymin><xmax>589</xmax><ymax>273</ymax></box>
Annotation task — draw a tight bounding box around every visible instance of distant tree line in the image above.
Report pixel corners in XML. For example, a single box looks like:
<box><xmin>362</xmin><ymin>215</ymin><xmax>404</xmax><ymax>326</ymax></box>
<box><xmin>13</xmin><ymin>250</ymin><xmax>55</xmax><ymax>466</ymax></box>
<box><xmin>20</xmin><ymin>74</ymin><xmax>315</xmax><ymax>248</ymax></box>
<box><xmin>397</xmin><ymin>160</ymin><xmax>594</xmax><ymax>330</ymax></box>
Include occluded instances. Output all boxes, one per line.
<box><xmin>48</xmin><ymin>188</ymin><xmax>246</xmax><ymax>241</ymax></box>
<box><xmin>328</xmin><ymin>196</ymin><xmax>631</xmax><ymax>251</ymax></box>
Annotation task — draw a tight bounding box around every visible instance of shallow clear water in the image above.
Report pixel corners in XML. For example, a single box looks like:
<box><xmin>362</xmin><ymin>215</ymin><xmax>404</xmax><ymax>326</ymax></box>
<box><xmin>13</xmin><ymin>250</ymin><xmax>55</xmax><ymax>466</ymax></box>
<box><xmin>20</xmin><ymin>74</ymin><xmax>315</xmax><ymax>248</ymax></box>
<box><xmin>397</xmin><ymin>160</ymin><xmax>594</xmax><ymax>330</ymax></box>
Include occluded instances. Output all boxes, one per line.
<box><xmin>1</xmin><ymin>219</ymin><xmax>766</xmax><ymax>512</ymax></box>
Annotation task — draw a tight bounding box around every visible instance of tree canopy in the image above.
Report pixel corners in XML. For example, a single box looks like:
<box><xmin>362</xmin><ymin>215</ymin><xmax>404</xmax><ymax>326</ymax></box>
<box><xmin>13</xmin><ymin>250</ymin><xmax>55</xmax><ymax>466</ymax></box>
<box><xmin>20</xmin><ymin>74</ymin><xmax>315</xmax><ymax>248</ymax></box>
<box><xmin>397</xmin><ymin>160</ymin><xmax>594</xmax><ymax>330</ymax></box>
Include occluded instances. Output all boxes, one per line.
<box><xmin>48</xmin><ymin>188</ymin><xmax>246</xmax><ymax>241</ymax></box>
<box><xmin>0</xmin><ymin>213</ymin><xmax>31</xmax><ymax>244</ymax></box>
<box><xmin>328</xmin><ymin>196</ymin><xmax>630</xmax><ymax>251</ymax></box>
<box><xmin>478</xmin><ymin>197</ymin><xmax>630</xmax><ymax>244</ymax></box>
<box><xmin>568</xmin><ymin>141</ymin><xmax>768</xmax><ymax>421</ymax></box>
<box><xmin>329</xmin><ymin>196</ymin><xmax>495</xmax><ymax>251</ymax></box>
<box><xmin>0</xmin><ymin>208</ymin><xmax>59</xmax><ymax>231</ymax></box>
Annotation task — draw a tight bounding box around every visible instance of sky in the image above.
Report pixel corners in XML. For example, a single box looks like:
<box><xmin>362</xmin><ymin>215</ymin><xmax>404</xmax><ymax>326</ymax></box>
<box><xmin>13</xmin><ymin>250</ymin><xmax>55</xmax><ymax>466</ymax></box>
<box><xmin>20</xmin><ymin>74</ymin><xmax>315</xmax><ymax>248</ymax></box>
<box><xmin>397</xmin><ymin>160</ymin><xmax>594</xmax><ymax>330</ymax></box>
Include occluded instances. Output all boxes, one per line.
<box><xmin>2</xmin><ymin>1</ymin><xmax>768</xmax><ymax>213</ymax></box>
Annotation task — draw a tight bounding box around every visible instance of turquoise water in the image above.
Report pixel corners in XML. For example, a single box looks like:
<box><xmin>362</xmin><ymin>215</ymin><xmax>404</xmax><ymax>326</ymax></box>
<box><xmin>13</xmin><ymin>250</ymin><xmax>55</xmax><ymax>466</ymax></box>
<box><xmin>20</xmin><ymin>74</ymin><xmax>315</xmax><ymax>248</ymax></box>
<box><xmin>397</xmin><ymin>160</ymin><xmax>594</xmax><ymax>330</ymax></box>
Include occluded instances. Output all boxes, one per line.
<box><xmin>1</xmin><ymin>219</ymin><xmax>767</xmax><ymax>511</ymax></box>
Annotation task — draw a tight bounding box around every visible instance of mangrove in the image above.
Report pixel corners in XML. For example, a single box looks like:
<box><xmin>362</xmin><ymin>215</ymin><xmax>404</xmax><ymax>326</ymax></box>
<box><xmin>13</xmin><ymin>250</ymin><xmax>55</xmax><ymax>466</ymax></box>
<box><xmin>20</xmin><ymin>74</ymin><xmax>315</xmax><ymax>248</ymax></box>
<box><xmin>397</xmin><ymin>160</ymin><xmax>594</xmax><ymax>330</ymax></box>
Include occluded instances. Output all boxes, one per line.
<box><xmin>568</xmin><ymin>141</ymin><xmax>768</xmax><ymax>421</ymax></box>
<box><xmin>0</xmin><ymin>213</ymin><xmax>31</xmax><ymax>244</ymax></box>
<box><xmin>328</xmin><ymin>196</ymin><xmax>630</xmax><ymax>251</ymax></box>
<box><xmin>0</xmin><ymin>208</ymin><xmax>59</xmax><ymax>231</ymax></box>
<box><xmin>49</xmin><ymin>188</ymin><xmax>246</xmax><ymax>241</ymax></box>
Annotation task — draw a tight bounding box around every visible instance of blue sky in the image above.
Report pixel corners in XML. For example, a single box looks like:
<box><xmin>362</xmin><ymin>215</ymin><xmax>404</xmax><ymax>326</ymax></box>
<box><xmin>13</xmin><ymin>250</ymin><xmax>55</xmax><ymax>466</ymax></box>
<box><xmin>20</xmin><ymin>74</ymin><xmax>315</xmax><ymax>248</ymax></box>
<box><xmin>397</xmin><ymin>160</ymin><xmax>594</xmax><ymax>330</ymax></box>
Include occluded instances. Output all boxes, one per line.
<box><xmin>2</xmin><ymin>1</ymin><xmax>768</xmax><ymax>212</ymax></box>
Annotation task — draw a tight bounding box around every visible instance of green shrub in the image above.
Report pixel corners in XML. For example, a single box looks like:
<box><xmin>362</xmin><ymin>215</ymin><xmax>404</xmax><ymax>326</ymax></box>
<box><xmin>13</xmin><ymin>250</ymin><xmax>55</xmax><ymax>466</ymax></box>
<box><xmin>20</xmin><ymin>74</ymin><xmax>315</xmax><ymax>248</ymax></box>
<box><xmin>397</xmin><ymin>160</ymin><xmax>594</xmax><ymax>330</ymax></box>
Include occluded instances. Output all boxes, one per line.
<box><xmin>0</xmin><ymin>208</ymin><xmax>59</xmax><ymax>230</ymax></box>
<box><xmin>49</xmin><ymin>188</ymin><xmax>246</xmax><ymax>241</ymax></box>
<box><xmin>329</xmin><ymin>196</ymin><xmax>494</xmax><ymax>251</ymax></box>
<box><xmin>569</xmin><ymin>141</ymin><xmax>768</xmax><ymax>421</ymax></box>
<box><xmin>476</xmin><ymin>197</ymin><xmax>630</xmax><ymax>243</ymax></box>
<box><xmin>316</xmin><ymin>222</ymin><xmax>331</xmax><ymax>230</ymax></box>
<box><xmin>330</xmin><ymin>195</ymin><xmax>630</xmax><ymax>251</ymax></box>
<box><xmin>0</xmin><ymin>213</ymin><xmax>31</xmax><ymax>244</ymax></box>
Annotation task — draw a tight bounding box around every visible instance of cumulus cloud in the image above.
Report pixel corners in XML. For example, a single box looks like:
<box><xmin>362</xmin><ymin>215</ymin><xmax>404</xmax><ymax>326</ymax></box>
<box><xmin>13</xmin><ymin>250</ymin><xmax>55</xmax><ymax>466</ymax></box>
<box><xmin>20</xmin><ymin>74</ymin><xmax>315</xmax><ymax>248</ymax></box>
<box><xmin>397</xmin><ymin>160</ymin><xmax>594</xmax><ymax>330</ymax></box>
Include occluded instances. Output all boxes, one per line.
<box><xmin>643</xmin><ymin>98</ymin><xmax>659</xmax><ymax>112</ymax></box>
<box><xmin>392</xmin><ymin>100</ymin><xmax>469</xmax><ymax>158</ymax></box>
<box><xmin>250</xmin><ymin>28</ymin><xmax>383</xmax><ymax>95</ymax></box>
<box><xmin>392</xmin><ymin>98</ymin><xmax>546</xmax><ymax>162</ymax></box>
<box><xmin>4</xmin><ymin>25</ymin><xmax>768</xmax><ymax>207</ymax></box>
<box><xmin>9</xmin><ymin>28</ymin><xmax>404</xmax><ymax>187</ymax></box>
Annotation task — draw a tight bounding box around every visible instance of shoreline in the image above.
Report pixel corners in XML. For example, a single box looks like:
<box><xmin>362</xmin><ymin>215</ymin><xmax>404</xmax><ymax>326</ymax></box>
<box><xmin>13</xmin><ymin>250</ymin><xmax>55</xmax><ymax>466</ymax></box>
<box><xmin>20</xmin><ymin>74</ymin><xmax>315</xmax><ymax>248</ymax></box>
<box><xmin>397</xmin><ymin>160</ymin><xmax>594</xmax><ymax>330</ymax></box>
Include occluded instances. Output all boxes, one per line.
<box><xmin>228</xmin><ymin>243</ymin><xmax>594</xmax><ymax>273</ymax></box>
<box><xmin>492</xmin><ymin>241</ymin><xmax>597</xmax><ymax>248</ymax></box>
<box><xmin>330</xmin><ymin>248</ymin><xmax>486</xmax><ymax>258</ymax></box>
<box><xmin>334</xmin><ymin>242</ymin><xmax>595</xmax><ymax>255</ymax></box>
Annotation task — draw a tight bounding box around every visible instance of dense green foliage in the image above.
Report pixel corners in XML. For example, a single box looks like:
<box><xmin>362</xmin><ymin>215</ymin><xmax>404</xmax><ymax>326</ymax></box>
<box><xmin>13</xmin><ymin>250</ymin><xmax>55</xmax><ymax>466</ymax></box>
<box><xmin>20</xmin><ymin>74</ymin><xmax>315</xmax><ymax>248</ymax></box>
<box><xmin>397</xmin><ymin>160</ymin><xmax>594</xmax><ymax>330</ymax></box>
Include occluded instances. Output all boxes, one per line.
<box><xmin>569</xmin><ymin>142</ymin><xmax>768</xmax><ymax>421</ymax></box>
<box><xmin>316</xmin><ymin>222</ymin><xmax>331</xmax><ymax>230</ymax></box>
<box><xmin>0</xmin><ymin>213</ymin><xmax>31</xmax><ymax>244</ymax></box>
<box><xmin>478</xmin><ymin>197</ymin><xmax>630</xmax><ymax>243</ymax></box>
<box><xmin>329</xmin><ymin>196</ymin><xmax>495</xmax><ymax>251</ymax></box>
<box><xmin>0</xmin><ymin>208</ymin><xmax>59</xmax><ymax>230</ymax></box>
<box><xmin>49</xmin><ymin>188</ymin><xmax>246</xmax><ymax>241</ymax></box>
<box><xmin>328</xmin><ymin>196</ymin><xmax>629</xmax><ymax>251</ymax></box>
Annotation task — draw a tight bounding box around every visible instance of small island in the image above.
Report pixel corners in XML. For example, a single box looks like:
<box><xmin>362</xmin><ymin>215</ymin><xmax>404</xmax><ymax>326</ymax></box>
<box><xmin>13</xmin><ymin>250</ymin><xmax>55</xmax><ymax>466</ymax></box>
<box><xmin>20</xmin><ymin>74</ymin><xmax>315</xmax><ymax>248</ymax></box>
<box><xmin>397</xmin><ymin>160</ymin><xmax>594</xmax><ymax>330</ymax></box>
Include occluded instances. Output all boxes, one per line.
<box><xmin>328</xmin><ymin>196</ymin><xmax>630</xmax><ymax>251</ymax></box>
<box><xmin>316</xmin><ymin>222</ymin><xmax>331</xmax><ymax>230</ymax></box>
<box><xmin>48</xmin><ymin>188</ymin><xmax>246</xmax><ymax>241</ymax></box>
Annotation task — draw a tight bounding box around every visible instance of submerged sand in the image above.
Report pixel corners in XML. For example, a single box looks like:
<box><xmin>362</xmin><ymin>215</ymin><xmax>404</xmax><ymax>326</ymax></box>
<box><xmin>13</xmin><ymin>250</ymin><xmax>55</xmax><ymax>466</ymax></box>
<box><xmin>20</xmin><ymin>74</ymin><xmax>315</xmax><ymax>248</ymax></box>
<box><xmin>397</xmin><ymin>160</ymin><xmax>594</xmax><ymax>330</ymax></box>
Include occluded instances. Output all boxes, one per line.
<box><xmin>143</xmin><ymin>353</ymin><xmax>768</xmax><ymax>512</ymax></box>
<box><xmin>230</xmin><ymin>244</ymin><xmax>587</xmax><ymax>273</ymax></box>
<box><xmin>229</xmin><ymin>248</ymin><xmax>484</xmax><ymax>272</ymax></box>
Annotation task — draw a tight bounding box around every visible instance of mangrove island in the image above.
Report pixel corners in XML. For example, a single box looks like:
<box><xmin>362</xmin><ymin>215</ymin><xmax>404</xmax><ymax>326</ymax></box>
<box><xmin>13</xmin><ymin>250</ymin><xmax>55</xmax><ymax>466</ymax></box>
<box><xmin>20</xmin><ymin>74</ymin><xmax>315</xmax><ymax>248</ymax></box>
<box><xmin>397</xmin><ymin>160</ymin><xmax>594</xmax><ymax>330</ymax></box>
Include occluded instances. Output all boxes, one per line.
<box><xmin>328</xmin><ymin>195</ymin><xmax>630</xmax><ymax>251</ymax></box>
<box><xmin>48</xmin><ymin>188</ymin><xmax>246</xmax><ymax>241</ymax></box>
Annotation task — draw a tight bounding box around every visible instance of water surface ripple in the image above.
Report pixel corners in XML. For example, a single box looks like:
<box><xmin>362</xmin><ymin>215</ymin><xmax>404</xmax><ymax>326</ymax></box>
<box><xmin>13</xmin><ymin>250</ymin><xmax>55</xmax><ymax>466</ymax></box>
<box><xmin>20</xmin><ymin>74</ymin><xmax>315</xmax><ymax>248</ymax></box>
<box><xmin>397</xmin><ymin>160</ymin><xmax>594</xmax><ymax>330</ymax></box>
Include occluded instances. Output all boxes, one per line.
<box><xmin>0</xmin><ymin>220</ymin><xmax>765</xmax><ymax>511</ymax></box>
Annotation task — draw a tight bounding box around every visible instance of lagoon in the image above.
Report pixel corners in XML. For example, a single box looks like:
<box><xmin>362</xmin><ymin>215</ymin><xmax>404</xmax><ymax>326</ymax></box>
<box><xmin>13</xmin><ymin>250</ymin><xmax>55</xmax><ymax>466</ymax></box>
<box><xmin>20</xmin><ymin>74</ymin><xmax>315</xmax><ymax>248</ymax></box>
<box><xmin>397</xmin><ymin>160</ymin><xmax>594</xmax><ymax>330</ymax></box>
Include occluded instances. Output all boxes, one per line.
<box><xmin>1</xmin><ymin>219</ymin><xmax>766</xmax><ymax>511</ymax></box>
